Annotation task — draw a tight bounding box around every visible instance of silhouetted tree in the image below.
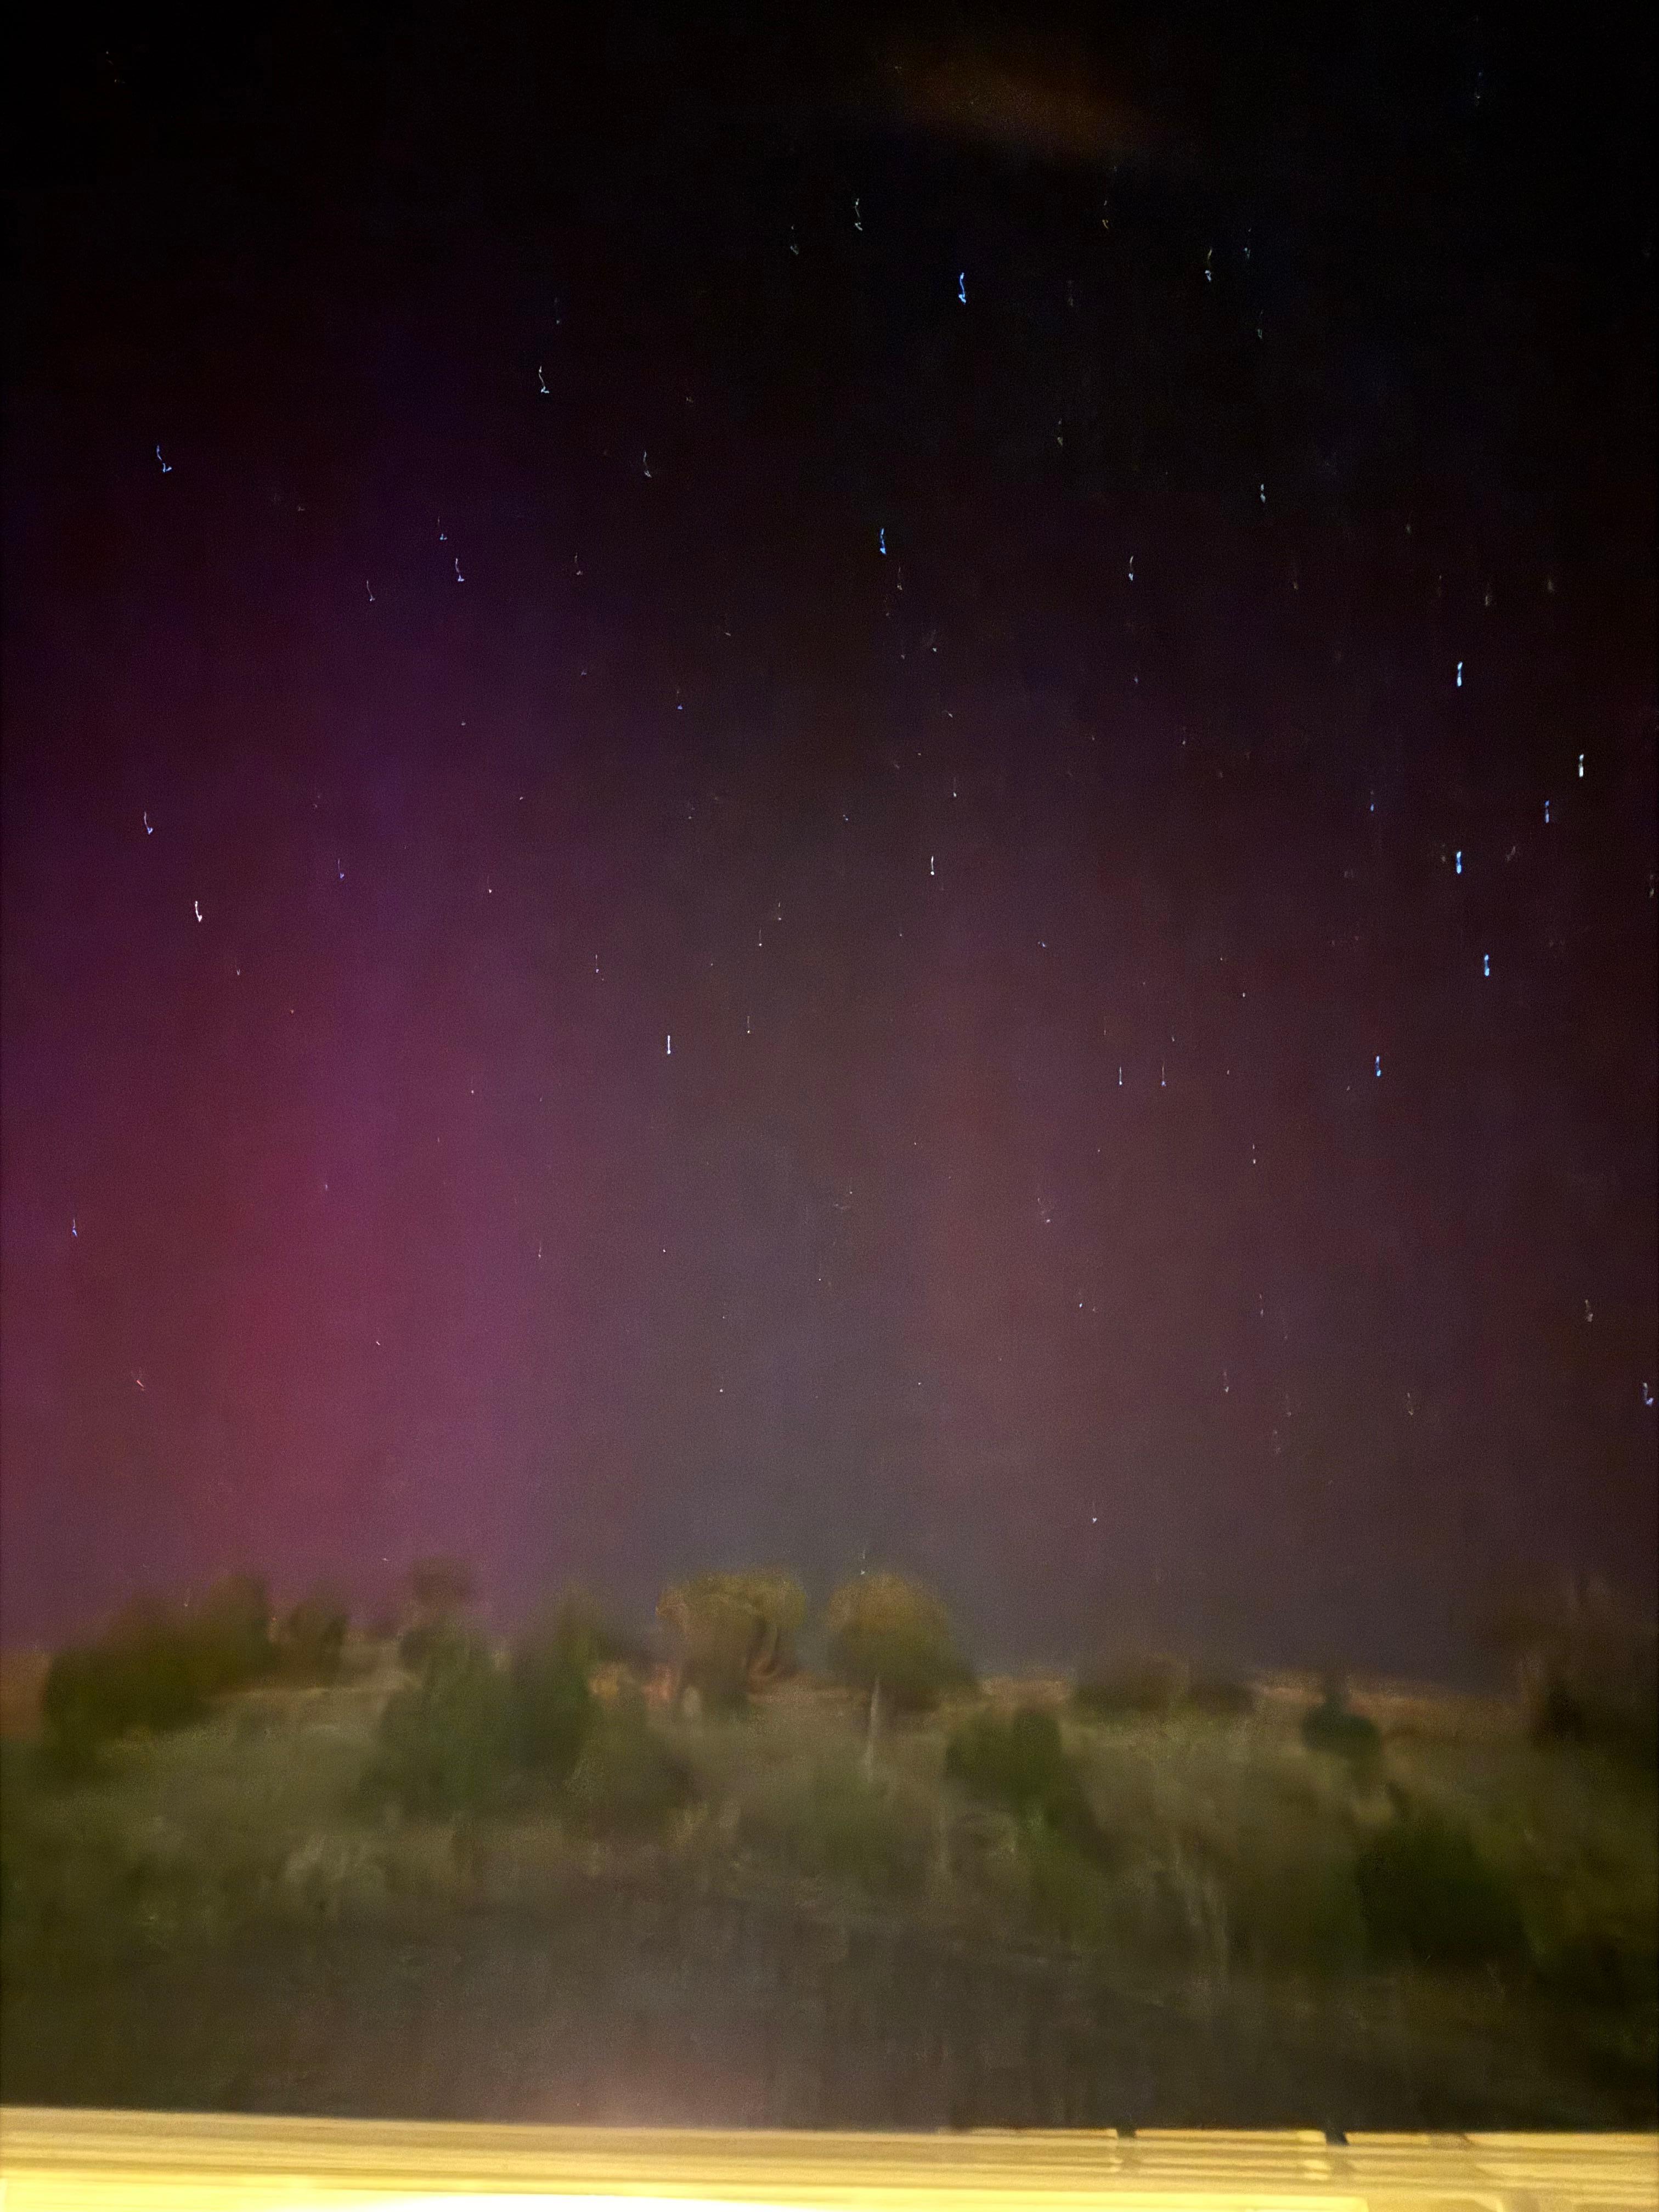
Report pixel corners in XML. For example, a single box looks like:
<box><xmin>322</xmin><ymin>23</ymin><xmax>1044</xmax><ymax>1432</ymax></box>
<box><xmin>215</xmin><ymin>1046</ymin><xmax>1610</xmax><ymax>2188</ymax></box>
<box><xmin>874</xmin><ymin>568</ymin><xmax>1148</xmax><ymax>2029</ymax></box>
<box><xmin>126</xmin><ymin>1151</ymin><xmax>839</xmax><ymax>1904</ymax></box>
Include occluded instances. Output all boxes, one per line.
<box><xmin>188</xmin><ymin>1573</ymin><xmax>275</xmax><ymax>1692</ymax></box>
<box><xmin>1074</xmin><ymin>1650</ymin><xmax>1188</xmax><ymax>1719</ymax></box>
<box><xmin>1355</xmin><ymin>1810</ymin><xmax>1530</xmax><ymax>1971</ymax></box>
<box><xmin>275</xmin><ymin>1587</ymin><xmax>351</xmax><ymax>1683</ymax></box>
<box><xmin>657</xmin><ymin>1570</ymin><xmax>808</xmax><ymax>1710</ymax></box>
<box><xmin>408</xmin><ymin>1555</ymin><xmax>477</xmax><ymax>1619</ymax></box>
<box><xmin>825</xmin><ymin>1571</ymin><xmax>973</xmax><ymax>1729</ymax></box>
<box><xmin>372</xmin><ymin>1632</ymin><xmax>515</xmax><ymax>1815</ymax></box>
<box><xmin>40</xmin><ymin>1596</ymin><xmax>211</xmax><ymax>1769</ymax></box>
<box><xmin>1301</xmin><ymin>1676</ymin><xmax>1383</xmax><ymax>1778</ymax></box>
<box><xmin>506</xmin><ymin>1628</ymin><xmax>594</xmax><ymax>1784</ymax></box>
<box><xmin>537</xmin><ymin>1585</ymin><xmax>647</xmax><ymax>1676</ymax></box>
<box><xmin>946</xmin><ymin>1706</ymin><xmax>1110</xmax><ymax>1860</ymax></box>
<box><xmin>1478</xmin><ymin>1573</ymin><xmax>1657</xmax><ymax>1767</ymax></box>
<box><xmin>400</xmin><ymin>1555</ymin><xmax>479</xmax><ymax>1674</ymax></box>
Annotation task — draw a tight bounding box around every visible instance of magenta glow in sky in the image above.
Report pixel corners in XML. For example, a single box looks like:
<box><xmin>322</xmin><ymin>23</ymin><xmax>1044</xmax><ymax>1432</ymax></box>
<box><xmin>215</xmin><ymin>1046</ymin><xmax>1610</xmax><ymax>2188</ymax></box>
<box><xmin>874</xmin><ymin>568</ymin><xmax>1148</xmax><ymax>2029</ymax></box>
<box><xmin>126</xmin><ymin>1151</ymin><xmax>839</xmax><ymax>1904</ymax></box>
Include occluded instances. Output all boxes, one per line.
<box><xmin>3</xmin><ymin>3</ymin><xmax>1654</xmax><ymax>1673</ymax></box>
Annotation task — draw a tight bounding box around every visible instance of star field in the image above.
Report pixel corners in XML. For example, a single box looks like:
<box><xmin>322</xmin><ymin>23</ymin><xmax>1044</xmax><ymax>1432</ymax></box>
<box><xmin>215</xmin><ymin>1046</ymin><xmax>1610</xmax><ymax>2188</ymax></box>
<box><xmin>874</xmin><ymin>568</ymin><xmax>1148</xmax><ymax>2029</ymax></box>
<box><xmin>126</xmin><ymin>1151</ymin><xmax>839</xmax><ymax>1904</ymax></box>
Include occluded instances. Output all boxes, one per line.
<box><xmin>2</xmin><ymin>2</ymin><xmax>1653</xmax><ymax>1674</ymax></box>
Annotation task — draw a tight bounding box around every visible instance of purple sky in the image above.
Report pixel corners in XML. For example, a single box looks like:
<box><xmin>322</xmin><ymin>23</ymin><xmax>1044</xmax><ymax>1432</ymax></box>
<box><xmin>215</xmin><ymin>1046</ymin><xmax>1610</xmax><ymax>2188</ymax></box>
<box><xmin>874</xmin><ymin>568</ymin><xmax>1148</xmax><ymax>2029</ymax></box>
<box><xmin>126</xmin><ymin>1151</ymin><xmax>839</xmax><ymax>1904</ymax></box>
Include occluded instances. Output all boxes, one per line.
<box><xmin>3</xmin><ymin>3</ymin><xmax>1654</xmax><ymax>1674</ymax></box>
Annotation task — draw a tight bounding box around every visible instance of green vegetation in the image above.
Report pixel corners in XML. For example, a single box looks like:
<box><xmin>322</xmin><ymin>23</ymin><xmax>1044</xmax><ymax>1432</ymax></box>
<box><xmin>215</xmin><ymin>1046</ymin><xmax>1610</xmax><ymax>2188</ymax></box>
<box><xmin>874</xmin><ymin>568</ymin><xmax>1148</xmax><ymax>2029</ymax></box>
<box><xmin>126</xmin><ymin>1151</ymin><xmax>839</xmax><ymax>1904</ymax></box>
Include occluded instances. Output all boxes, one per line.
<box><xmin>1354</xmin><ymin>1807</ymin><xmax>1531</xmax><ymax>1970</ymax></box>
<box><xmin>506</xmin><ymin>1627</ymin><xmax>595</xmax><ymax>1785</ymax></box>
<box><xmin>5</xmin><ymin>1558</ymin><xmax>1655</xmax><ymax>2126</ymax></box>
<box><xmin>273</xmin><ymin>1588</ymin><xmax>350</xmax><ymax>1684</ymax></box>
<box><xmin>945</xmin><ymin>1707</ymin><xmax>1111</xmax><ymax>1861</ymax></box>
<box><xmin>370</xmin><ymin>1632</ymin><xmax>518</xmax><ymax>1817</ymax></box>
<box><xmin>539</xmin><ymin>1585</ymin><xmax>646</xmax><ymax>1675</ymax></box>
<box><xmin>657</xmin><ymin>1570</ymin><xmax>808</xmax><ymax>1710</ymax></box>
<box><xmin>371</xmin><ymin>1611</ymin><xmax>603</xmax><ymax>1816</ymax></box>
<box><xmin>397</xmin><ymin>1554</ymin><xmax>481</xmax><ymax>1676</ymax></box>
<box><xmin>1185</xmin><ymin>1675</ymin><xmax>1257</xmax><ymax>1719</ymax></box>
<box><xmin>1074</xmin><ymin>1655</ymin><xmax>1262</xmax><ymax>1725</ymax></box>
<box><xmin>1300</xmin><ymin>1678</ymin><xmax>1385</xmax><ymax>1778</ymax></box>
<box><xmin>824</xmin><ymin>1571</ymin><xmax>974</xmax><ymax>1713</ymax></box>
<box><xmin>189</xmin><ymin>1575</ymin><xmax>278</xmax><ymax>1691</ymax></box>
<box><xmin>566</xmin><ymin>1686</ymin><xmax>691</xmax><ymax>1835</ymax></box>
<box><xmin>736</xmin><ymin>1751</ymin><xmax>935</xmax><ymax>1896</ymax></box>
<box><xmin>40</xmin><ymin>1575</ymin><xmax>295</xmax><ymax>1773</ymax></box>
<box><xmin>1074</xmin><ymin>1651</ymin><xmax>1188</xmax><ymax>1719</ymax></box>
<box><xmin>1482</xmin><ymin>1576</ymin><xmax>1658</xmax><ymax>1771</ymax></box>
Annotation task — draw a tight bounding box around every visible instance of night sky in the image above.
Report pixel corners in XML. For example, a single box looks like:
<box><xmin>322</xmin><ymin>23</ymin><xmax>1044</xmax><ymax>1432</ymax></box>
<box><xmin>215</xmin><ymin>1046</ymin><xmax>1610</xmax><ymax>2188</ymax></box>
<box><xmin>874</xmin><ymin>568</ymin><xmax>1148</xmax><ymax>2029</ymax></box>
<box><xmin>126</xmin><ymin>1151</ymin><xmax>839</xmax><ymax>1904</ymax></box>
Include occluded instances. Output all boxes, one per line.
<box><xmin>3</xmin><ymin>3</ymin><xmax>1655</xmax><ymax>1677</ymax></box>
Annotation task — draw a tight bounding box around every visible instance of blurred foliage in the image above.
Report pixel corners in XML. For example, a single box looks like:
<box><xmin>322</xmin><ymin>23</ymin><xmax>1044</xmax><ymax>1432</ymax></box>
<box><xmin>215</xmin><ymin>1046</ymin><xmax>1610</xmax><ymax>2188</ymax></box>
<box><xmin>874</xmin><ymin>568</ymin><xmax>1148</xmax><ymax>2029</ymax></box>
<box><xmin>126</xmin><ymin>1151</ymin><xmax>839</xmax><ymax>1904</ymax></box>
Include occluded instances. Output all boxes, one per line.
<box><xmin>188</xmin><ymin>1576</ymin><xmax>276</xmax><ymax>1693</ymax></box>
<box><xmin>407</xmin><ymin>1556</ymin><xmax>478</xmax><ymax>1620</ymax></box>
<box><xmin>397</xmin><ymin>1621</ymin><xmax>449</xmax><ymax>1675</ymax></box>
<box><xmin>945</xmin><ymin>1707</ymin><xmax>1110</xmax><ymax>1861</ymax></box>
<box><xmin>1355</xmin><ymin>1808</ymin><xmax>1531</xmax><ymax>1971</ymax></box>
<box><xmin>10</xmin><ymin>1559</ymin><xmax>1656</xmax><ymax>2121</ymax></box>
<box><xmin>370</xmin><ymin>1633</ymin><xmax>516</xmax><ymax>1817</ymax></box>
<box><xmin>737</xmin><ymin>1754</ymin><xmax>933</xmax><ymax>1897</ymax></box>
<box><xmin>657</xmin><ymin>1570</ymin><xmax>808</xmax><ymax>1710</ymax></box>
<box><xmin>273</xmin><ymin>1588</ymin><xmax>349</xmax><ymax>1684</ymax></box>
<box><xmin>1184</xmin><ymin>1675</ymin><xmax>1258</xmax><ymax>1719</ymax></box>
<box><xmin>824</xmin><ymin>1571</ymin><xmax>974</xmax><ymax>1713</ymax></box>
<box><xmin>1481</xmin><ymin>1576</ymin><xmax>1658</xmax><ymax>1772</ymax></box>
<box><xmin>395</xmin><ymin>1557</ymin><xmax>480</xmax><ymax>1677</ymax></box>
<box><xmin>1216</xmin><ymin>1822</ymin><xmax>1368</xmax><ymax>1976</ymax></box>
<box><xmin>6</xmin><ymin>1602</ymin><xmax>1656</xmax><ymax>2140</ymax></box>
<box><xmin>1074</xmin><ymin>1651</ymin><xmax>1188</xmax><ymax>1720</ymax></box>
<box><xmin>374</xmin><ymin>1613</ymin><xmax>607</xmax><ymax>1815</ymax></box>
<box><xmin>1537</xmin><ymin>1925</ymin><xmax>1659</xmax><ymax>2012</ymax></box>
<box><xmin>506</xmin><ymin>1630</ymin><xmax>595</xmax><ymax>1786</ymax></box>
<box><xmin>40</xmin><ymin>1577</ymin><xmax>283</xmax><ymax>1771</ymax></box>
<box><xmin>1022</xmin><ymin>1824</ymin><xmax>1119</xmax><ymax>1943</ymax></box>
<box><xmin>537</xmin><ymin>1585</ymin><xmax>647</xmax><ymax>1677</ymax></box>
<box><xmin>1300</xmin><ymin>1684</ymin><xmax>1384</xmax><ymax>1778</ymax></box>
<box><xmin>566</xmin><ymin>1686</ymin><xmax>691</xmax><ymax>1834</ymax></box>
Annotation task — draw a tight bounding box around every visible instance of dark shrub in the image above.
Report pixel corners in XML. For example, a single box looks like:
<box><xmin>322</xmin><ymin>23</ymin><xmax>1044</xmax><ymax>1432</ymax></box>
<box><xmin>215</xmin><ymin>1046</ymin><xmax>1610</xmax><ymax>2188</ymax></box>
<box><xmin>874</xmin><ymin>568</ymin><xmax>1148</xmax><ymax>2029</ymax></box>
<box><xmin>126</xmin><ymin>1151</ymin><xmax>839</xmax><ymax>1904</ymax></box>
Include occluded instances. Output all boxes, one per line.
<box><xmin>1539</xmin><ymin>1676</ymin><xmax>1593</xmax><ymax>1740</ymax></box>
<box><xmin>40</xmin><ymin>1647</ymin><xmax>127</xmax><ymax>1772</ymax></box>
<box><xmin>398</xmin><ymin>1557</ymin><xmax>480</xmax><ymax>1678</ymax></box>
<box><xmin>41</xmin><ymin>1600</ymin><xmax>218</xmax><ymax>1768</ymax></box>
<box><xmin>1023</xmin><ymin>1827</ymin><xmax>1118</xmax><ymax>1942</ymax></box>
<box><xmin>371</xmin><ymin>1634</ymin><xmax>516</xmax><ymax>1816</ymax></box>
<box><xmin>825</xmin><ymin>1572</ymin><xmax>974</xmax><ymax>1714</ymax></box>
<box><xmin>741</xmin><ymin>1760</ymin><xmax>932</xmax><ymax>1897</ymax></box>
<box><xmin>1220</xmin><ymin>1835</ymin><xmax>1368</xmax><ymax>1975</ymax></box>
<box><xmin>656</xmin><ymin>1580</ymin><xmax>758</xmax><ymax>1711</ymax></box>
<box><xmin>1532</xmin><ymin>1667</ymin><xmax>1658</xmax><ymax>1771</ymax></box>
<box><xmin>36</xmin><ymin>1574</ymin><xmax>291</xmax><ymax>1770</ymax></box>
<box><xmin>1185</xmin><ymin>1675</ymin><xmax>1257</xmax><ymax>1718</ymax></box>
<box><xmin>1538</xmin><ymin>1928</ymin><xmax>1659</xmax><ymax>2011</ymax></box>
<box><xmin>188</xmin><ymin>1574</ymin><xmax>275</xmax><ymax>1692</ymax></box>
<box><xmin>1483</xmin><ymin>1576</ymin><xmax>1658</xmax><ymax>1773</ymax></box>
<box><xmin>541</xmin><ymin>1585</ymin><xmax>647</xmax><ymax>1675</ymax></box>
<box><xmin>507</xmin><ymin>1634</ymin><xmax>594</xmax><ymax>1785</ymax></box>
<box><xmin>657</xmin><ymin>1571</ymin><xmax>809</xmax><ymax>1709</ymax></box>
<box><xmin>1301</xmin><ymin>1693</ymin><xmax>1384</xmax><ymax>1775</ymax></box>
<box><xmin>274</xmin><ymin>1589</ymin><xmax>350</xmax><ymax>1683</ymax></box>
<box><xmin>398</xmin><ymin>1620</ymin><xmax>454</xmax><ymax>1676</ymax></box>
<box><xmin>108</xmin><ymin>1599</ymin><xmax>219</xmax><ymax>1729</ymax></box>
<box><xmin>1074</xmin><ymin>1652</ymin><xmax>1186</xmax><ymax>1720</ymax></box>
<box><xmin>945</xmin><ymin>1708</ymin><xmax>1110</xmax><ymax>1860</ymax></box>
<box><xmin>566</xmin><ymin>1688</ymin><xmax>691</xmax><ymax>1835</ymax></box>
<box><xmin>1355</xmin><ymin>1811</ymin><xmax>1530</xmax><ymax>1970</ymax></box>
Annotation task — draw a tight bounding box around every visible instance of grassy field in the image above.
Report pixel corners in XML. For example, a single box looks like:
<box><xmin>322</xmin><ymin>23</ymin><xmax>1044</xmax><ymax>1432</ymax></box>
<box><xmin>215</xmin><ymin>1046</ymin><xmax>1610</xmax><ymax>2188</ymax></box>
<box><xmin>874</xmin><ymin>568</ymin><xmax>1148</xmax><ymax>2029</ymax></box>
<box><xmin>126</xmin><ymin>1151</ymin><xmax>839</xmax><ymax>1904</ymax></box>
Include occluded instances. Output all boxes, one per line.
<box><xmin>2</xmin><ymin>1642</ymin><xmax>1654</xmax><ymax>2128</ymax></box>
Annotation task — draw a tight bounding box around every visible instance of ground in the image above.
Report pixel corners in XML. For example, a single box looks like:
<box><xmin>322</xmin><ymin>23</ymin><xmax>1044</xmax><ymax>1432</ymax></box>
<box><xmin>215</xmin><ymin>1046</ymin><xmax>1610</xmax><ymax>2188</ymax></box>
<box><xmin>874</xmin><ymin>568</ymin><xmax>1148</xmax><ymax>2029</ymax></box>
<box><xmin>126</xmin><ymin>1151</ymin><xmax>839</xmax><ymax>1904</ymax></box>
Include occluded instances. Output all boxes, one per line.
<box><xmin>2</xmin><ymin>1644</ymin><xmax>1654</xmax><ymax>2129</ymax></box>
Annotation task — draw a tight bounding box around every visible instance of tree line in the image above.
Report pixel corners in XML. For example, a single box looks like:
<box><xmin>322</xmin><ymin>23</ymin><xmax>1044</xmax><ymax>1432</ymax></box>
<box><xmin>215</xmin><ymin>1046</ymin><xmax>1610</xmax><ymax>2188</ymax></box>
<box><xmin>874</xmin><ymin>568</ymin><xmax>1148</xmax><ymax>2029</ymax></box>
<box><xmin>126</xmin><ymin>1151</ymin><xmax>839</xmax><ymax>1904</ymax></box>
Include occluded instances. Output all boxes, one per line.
<box><xmin>35</xmin><ymin>1555</ymin><xmax>1657</xmax><ymax>1786</ymax></box>
<box><xmin>40</xmin><ymin>1575</ymin><xmax>349</xmax><ymax>1770</ymax></box>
